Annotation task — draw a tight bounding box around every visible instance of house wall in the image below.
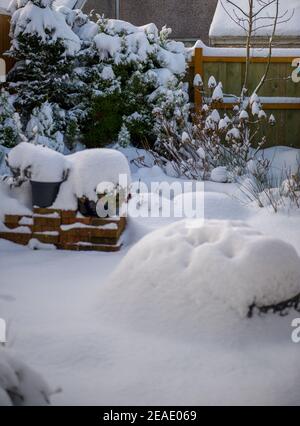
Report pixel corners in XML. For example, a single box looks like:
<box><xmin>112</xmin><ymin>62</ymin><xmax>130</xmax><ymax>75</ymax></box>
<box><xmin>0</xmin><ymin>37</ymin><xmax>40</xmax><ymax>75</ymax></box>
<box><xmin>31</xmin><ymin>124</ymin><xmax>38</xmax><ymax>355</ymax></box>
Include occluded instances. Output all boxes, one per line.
<box><xmin>83</xmin><ymin>0</ymin><xmax>218</xmax><ymax>43</ymax></box>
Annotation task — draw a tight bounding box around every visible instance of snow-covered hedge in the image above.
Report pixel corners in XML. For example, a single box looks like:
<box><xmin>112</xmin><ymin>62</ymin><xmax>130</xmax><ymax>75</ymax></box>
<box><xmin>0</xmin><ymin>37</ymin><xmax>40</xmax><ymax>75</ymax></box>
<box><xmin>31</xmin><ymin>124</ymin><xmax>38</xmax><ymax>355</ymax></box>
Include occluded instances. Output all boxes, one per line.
<box><xmin>75</xmin><ymin>14</ymin><xmax>188</xmax><ymax>148</ymax></box>
<box><xmin>0</xmin><ymin>348</ymin><xmax>51</xmax><ymax>406</ymax></box>
<box><xmin>1</xmin><ymin>0</ymin><xmax>189</xmax><ymax>154</ymax></box>
<box><xmin>9</xmin><ymin>0</ymin><xmax>81</xmax><ymax>55</ymax></box>
<box><xmin>99</xmin><ymin>220</ymin><xmax>300</xmax><ymax>335</ymax></box>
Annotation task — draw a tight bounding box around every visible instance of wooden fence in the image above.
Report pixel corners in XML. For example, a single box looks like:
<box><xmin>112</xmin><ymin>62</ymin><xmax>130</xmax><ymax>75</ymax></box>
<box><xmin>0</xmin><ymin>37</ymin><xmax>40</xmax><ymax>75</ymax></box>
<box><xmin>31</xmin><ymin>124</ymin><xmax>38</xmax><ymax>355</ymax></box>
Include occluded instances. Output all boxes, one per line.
<box><xmin>189</xmin><ymin>47</ymin><xmax>300</xmax><ymax>148</ymax></box>
<box><xmin>0</xmin><ymin>14</ymin><xmax>14</xmax><ymax>76</ymax></box>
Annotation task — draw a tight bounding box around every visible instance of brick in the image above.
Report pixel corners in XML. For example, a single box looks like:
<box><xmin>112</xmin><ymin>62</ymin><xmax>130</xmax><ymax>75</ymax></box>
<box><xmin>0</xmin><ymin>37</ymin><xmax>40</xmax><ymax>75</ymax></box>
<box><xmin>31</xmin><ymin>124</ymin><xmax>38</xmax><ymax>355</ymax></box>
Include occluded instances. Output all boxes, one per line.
<box><xmin>0</xmin><ymin>232</ymin><xmax>31</xmax><ymax>245</ymax></box>
<box><xmin>33</xmin><ymin>233</ymin><xmax>59</xmax><ymax>245</ymax></box>
<box><xmin>60</xmin><ymin>217</ymin><xmax>91</xmax><ymax>226</ymax></box>
<box><xmin>90</xmin><ymin>236</ymin><xmax>119</xmax><ymax>245</ymax></box>
<box><xmin>32</xmin><ymin>225</ymin><xmax>59</xmax><ymax>233</ymax></box>
<box><xmin>60</xmin><ymin>230</ymin><xmax>91</xmax><ymax>244</ymax></box>
<box><xmin>90</xmin><ymin>228</ymin><xmax>118</xmax><ymax>239</ymax></box>
<box><xmin>90</xmin><ymin>217</ymin><xmax>121</xmax><ymax>227</ymax></box>
<box><xmin>33</xmin><ymin>217</ymin><xmax>61</xmax><ymax>228</ymax></box>
<box><xmin>5</xmin><ymin>214</ymin><xmax>34</xmax><ymax>230</ymax></box>
<box><xmin>5</xmin><ymin>223</ymin><xmax>22</xmax><ymax>230</ymax></box>
<box><xmin>5</xmin><ymin>215</ymin><xmax>26</xmax><ymax>224</ymax></box>
<box><xmin>33</xmin><ymin>208</ymin><xmax>61</xmax><ymax>216</ymax></box>
<box><xmin>60</xmin><ymin>210</ymin><xmax>77</xmax><ymax>219</ymax></box>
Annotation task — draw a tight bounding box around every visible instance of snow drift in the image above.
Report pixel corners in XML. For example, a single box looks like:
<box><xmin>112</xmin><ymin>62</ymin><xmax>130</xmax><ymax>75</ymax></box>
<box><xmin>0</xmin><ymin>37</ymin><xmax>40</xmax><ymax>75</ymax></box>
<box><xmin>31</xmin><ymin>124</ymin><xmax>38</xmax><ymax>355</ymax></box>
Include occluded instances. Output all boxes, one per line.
<box><xmin>0</xmin><ymin>348</ymin><xmax>51</xmax><ymax>406</ymax></box>
<box><xmin>100</xmin><ymin>220</ymin><xmax>300</xmax><ymax>336</ymax></box>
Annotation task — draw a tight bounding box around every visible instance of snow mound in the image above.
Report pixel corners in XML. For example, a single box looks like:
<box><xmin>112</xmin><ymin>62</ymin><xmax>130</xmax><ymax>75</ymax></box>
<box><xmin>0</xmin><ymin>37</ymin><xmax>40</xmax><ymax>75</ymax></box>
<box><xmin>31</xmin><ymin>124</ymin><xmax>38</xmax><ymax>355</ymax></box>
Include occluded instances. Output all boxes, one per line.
<box><xmin>53</xmin><ymin>148</ymin><xmax>131</xmax><ymax>207</ymax></box>
<box><xmin>0</xmin><ymin>348</ymin><xmax>51</xmax><ymax>406</ymax></box>
<box><xmin>6</xmin><ymin>142</ymin><xmax>70</xmax><ymax>183</ymax></box>
<box><xmin>211</xmin><ymin>167</ymin><xmax>228</xmax><ymax>183</ymax></box>
<box><xmin>101</xmin><ymin>220</ymin><xmax>300</xmax><ymax>335</ymax></box>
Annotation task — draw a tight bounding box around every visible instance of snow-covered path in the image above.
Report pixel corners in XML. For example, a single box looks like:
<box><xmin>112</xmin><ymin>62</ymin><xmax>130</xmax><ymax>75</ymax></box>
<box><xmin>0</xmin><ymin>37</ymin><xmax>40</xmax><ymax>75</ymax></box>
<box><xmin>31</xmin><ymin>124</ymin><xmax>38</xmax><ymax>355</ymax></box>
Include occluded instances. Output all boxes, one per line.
<box><xmin>1</xmin><ymin>179</ymin><xmax>300</xmax><ymax>405</ymax></box>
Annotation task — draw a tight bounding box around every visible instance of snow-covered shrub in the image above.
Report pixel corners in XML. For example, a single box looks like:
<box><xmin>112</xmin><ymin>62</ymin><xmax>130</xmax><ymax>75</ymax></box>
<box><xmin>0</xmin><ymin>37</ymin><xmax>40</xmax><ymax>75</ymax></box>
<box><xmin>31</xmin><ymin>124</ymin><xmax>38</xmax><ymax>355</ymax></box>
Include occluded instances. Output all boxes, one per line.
<box><xmin>239</xmin><ymin>158</ymin><xmax>300</xmax><ymax>213</ymax></box>
<box><xmin>156</xmin><ymin>75</ymin><xmax>275</xmax><ymax>180</ymax></box>
<box><xmin>6</xmin><ymin>142</ymin><xmax>70</xmax><ymax>183</ymax></box>
<box><xmin>6</xmin><ymin>3</ymin><xmax>188</xmax><ymax>152</ymax></box>
<box><xmin>99</xmin><ymin>220</ymin><xmax>300</xmax><ymax>336</ymax></box>
<box><xmin>26</xmin><ymin>102</ymin><xmax>65</xmax><ymax>152</ymax></box>
<box><xmin>117</xmin><ymin>124</ymin><xmax>131</xmax><ymax>148</ymax></box>
<box><xmin>0</xmin><ymin>89</ymin><xmax>24</xmax><ymax>148</ymax></box>
<box><xmin>75</xmin><ymin>14</ymin><xmax>188</xmax><ymax>148</ymax></box>
<box><xmin>281</xmin><ymin>162</ymin><xmax>300</xmax><ymax>209</ymax></box>
<box><xmin>6</xmin><ymin>0</ymin><xmax>84</xmax><ymax>151</ymax></box>
<box><xmin>0</xmin><ymin>348</ymin><xmax>51</xmax><ymax>406</ymax></box>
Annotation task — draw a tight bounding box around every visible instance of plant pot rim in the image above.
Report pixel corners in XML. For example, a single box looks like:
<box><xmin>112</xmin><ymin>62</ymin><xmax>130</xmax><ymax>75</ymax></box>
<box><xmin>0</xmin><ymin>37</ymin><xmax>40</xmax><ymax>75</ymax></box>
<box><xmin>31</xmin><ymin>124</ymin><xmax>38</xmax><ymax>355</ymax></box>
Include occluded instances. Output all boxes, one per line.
<box><xmin>30</xmin><ymin>180</ymin><xmax>63</xmax><ymax>185</ymax></box>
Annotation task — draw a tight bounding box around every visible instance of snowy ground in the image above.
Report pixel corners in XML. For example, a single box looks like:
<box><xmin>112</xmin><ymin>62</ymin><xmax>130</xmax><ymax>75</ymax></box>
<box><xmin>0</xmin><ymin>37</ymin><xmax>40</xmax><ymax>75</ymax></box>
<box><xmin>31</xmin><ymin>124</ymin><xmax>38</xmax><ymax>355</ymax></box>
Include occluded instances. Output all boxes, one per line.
<box><xmin>1</xmin><ymin>147</ymin><xmax>300</xmax><ymax>406</ymax></box>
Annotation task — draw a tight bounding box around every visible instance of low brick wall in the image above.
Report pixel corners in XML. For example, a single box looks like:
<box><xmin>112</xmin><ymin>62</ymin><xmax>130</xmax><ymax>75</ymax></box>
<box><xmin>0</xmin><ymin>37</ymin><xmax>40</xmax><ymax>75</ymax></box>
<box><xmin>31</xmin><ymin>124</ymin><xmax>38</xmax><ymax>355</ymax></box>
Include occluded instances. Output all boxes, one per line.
<box><xmin>0</xmin><ymin>208</ymin><xmax>126</xmax><ymax>252</ymax></box>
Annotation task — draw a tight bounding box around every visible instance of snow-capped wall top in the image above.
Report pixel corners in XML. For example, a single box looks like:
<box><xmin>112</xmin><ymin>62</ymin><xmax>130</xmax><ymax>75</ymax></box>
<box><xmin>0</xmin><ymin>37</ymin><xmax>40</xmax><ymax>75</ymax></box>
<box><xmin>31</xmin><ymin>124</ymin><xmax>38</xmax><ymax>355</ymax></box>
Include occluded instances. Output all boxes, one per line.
<box><xmin>10</xmin><ymin>0</ymin><xmax>81</xmax><ymax>55</ymax></box>
<box><xmin>190</xmin><ymin>40</ymin><xmax>300</xmax><ymax>59</ymax></box>
<box><xmin>210</xmin><ymin>0</ymin><xmax>300</xmax><ymax>38</ymax></box>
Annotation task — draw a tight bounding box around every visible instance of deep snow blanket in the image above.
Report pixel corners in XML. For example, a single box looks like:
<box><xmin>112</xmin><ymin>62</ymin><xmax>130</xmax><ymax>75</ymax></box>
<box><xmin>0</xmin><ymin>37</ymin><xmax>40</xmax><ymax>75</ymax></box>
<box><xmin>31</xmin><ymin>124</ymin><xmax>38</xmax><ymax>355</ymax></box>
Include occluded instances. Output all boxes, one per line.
<box><xmin>101</xmin><ymin>220</ymin><xmax>300</xmax><ymax>335</ymax></box>
<box><xmin>0</xmin><ymin>348</ymin><xmax>51</xmax><ymax>406</ymax></box>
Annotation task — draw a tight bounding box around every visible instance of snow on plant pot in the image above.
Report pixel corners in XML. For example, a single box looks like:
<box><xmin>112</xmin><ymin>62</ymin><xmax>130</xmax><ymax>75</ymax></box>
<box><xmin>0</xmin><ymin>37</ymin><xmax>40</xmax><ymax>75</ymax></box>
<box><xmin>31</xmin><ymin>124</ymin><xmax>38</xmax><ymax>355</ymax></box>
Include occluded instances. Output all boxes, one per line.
<box><xmin>6</xmin><ymin>143</ymin><xmax>70</xmax><ymax>208</ymax></box>
<box><xmin>99</xmin><ymin>220</ymin><xmax>300</xmax><ymax>336</ymax></box>
<box><xmin>67</xmin><ymin>149</ymin><xmax>131</xmax><ymax>217</ymax></box>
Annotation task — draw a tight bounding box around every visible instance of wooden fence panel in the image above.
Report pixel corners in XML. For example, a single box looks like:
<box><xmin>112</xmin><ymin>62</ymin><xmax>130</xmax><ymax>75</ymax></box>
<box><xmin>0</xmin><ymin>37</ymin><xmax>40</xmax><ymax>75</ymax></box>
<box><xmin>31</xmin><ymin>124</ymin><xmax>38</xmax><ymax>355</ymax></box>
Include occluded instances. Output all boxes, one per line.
<box><xmin>0</xmin><ymin>14</ymin><xmax>14</xmax><ymax>75</ymax></box>
<box><xmin>190</xmin><ymin>47</ymin><xmax>300</xmax><ymax>148</ymax></box>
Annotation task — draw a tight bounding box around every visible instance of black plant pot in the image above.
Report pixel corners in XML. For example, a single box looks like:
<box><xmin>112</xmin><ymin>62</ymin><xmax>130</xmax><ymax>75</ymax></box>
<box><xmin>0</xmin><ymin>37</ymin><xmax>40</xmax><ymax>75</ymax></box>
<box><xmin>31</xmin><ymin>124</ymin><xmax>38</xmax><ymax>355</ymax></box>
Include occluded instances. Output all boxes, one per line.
<box><xmin>78</xmin><ymin>198</ymin><xmax>98</xmax><ymax>217</ymax></box>
<box><xmin>30</xmin><ymin>181</ymin><xmax>62</xmax><ymax>208</ymax></box>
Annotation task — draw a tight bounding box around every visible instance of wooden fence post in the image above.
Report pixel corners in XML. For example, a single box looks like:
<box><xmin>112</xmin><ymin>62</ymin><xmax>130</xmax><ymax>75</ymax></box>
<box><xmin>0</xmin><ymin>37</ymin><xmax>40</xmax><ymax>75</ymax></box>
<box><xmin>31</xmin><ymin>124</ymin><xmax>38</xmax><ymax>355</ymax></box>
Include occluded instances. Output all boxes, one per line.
<box><xmin>0</xmin><ymin>58</ymin><xmax>5</xmax><ymax>83</ymax></box>
<box><xmin>194</xmin><ymin>47</ymin><xmax>204</xmax><ymax>112</ymax></box>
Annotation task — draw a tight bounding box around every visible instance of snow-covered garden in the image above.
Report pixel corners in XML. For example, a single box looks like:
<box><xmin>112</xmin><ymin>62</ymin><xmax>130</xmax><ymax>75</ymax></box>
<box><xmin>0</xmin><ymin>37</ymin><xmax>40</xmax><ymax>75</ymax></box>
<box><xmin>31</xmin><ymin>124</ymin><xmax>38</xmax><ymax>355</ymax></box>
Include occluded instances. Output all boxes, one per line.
<box><xmin>1</xmin><ymin>0</ymin><xmax>300</xmax><ymax>406</ymax></box>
